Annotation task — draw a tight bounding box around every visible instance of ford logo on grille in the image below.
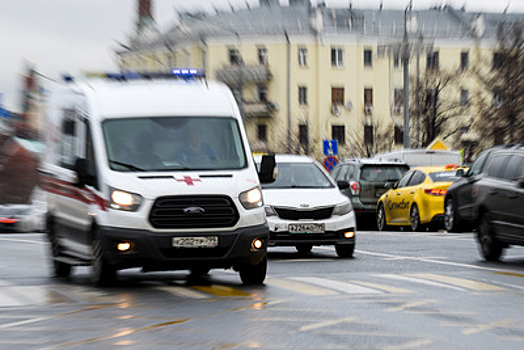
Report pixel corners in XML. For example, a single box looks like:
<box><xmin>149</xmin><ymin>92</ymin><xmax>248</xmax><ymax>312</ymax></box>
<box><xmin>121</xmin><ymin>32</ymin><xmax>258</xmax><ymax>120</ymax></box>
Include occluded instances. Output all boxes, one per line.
<box><xmin>183</xmin><ymin>206</ymin><xmax>205</xmax><ymax>216</ymax></box>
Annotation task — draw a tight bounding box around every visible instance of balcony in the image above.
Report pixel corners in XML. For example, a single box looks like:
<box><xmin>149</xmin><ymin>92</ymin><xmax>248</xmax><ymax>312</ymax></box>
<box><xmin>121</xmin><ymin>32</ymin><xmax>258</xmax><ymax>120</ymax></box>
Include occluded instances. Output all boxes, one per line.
<box><xmin>243</xmin><ymin>101</ymin><xmax>277</xmax><ymax>118</ymax></box>
<box><xmin>216</xmin><ymin>64</ymin><xmax>272</xmax><ymax>88</ymax></box>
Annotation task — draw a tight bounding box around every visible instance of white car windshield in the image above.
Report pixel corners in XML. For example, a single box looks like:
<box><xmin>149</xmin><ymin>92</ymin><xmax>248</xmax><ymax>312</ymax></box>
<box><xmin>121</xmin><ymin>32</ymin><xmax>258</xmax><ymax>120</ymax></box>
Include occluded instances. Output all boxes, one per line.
<box><xmin>262</xmin><ymin>162</ymin><xmax>334</xmax><ymax>189</ymax></box>
<box><xmin>102</xmin><ymin>116</ymin><xmax>247</xmax><ymax>171</ymax></box>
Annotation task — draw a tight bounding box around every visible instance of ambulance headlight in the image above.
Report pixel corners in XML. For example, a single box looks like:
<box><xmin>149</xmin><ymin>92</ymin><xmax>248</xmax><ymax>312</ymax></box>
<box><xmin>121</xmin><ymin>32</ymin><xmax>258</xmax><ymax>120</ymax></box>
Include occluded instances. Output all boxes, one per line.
<box><xmin>239</xmin><ymin>187</ymin><xmax>263</xmax><ymax>210</ymax></box>
<box><xmin>109</xmin><ymin>188</ymin><xmax>142</xmax><ymax>211</ymax></box>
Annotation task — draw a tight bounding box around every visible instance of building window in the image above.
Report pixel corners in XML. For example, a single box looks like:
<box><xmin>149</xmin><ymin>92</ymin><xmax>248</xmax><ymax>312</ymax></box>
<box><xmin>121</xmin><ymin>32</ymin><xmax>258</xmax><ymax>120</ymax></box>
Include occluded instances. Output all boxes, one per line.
<box><xmin>331</xmin><ymin>48</ymin><xmax>344</xmax><ymax>67</ymax></box>
<box><xmin>332</xmin><ymin>125</ymin><xmax>345</xmax><ymax>146</ymax></box>
<box><xmin>257</xmin><ymin>124</ymin><xmax>267</xmax><ymax>142</ymax></box>
<box><xmin>427</xmin><ymin>51</ymin><xmax>439</xmax><ymax>70</ymax></box>
<box><xmin>364</xmin><ymin>49</ymin><xmax>373</xmax><ymax>67</ymax></box>
<box><xmin>258</xmin><ymin>47</ymin><xmax>268</xmax><ymax>65</ymax></box>
<box><xmin>229</xmin><ymin>48</ymin><xmax>241</xmax><ymax>65</ymax></box>
<box><xmin>331</xmin><ymin>87</ymin><xmax>345</xmax><ymax>105</ymax></box>
<box><xmin>393</xmin><ymin>52</ymin><xmax>402</xmax><ymax>68</ymax></box>
<box><xmin>394</xmin><ymin>125</ymin><xmax>403</xmax><ymax>144</ymax></box>
<box><xmin>364</xmin><ymin>125</ymin><xmax>374</xmax><ymax>145</ymax></box>
<box><xmin>298</xmin><ymin>86</ymin><xmax>308</xmax><ymax>105</ymax></box>
<box><xmin>394</xmin><ymin>88</ymin><xmax>403</xmax><ymax>114</ymax></box>
<box><xmin>460</xmin><ymin>51</ymin><xmax>469</xmax><ymax>71</ymax></box>
<box><xmin>257</xmin><ymin>85</ymin><xmax>268</xmax><ymax>102</ymax></box>
<box><xmin>493</xmin><ymin>52</ymin><xmax>503</xmax><ymax>70</ymax></box>
<box><xmin>460</xmin><ymin>89</ymin><xmax>469</xmax><ymax>107</ymax></box>
<box><xmin>364</xmin><ymin>88</ymin><xmax>373</xmax><ymax>106</ymax></box>
<box><xmin>299</xmin><ymin>124</ymin><xmax>308</xmax><ymax>146</ymax></box>
<box><xmin>298</xmin><ymin>48</ymin><xmax>308</xmax><ymax>66</ymax></box>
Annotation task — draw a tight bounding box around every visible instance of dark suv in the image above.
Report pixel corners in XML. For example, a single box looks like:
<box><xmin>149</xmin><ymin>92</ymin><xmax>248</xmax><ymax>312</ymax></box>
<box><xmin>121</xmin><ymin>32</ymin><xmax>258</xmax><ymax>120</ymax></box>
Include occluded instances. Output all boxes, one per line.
<box><xmin>444</xmin><ymin>144</ymin><xmax>524</xmax><ymax>260</ymax></box>
<box><xmin>331</xmin><ymin>158</ymin><xmax>409</xmax><ymax>228</ymax></box>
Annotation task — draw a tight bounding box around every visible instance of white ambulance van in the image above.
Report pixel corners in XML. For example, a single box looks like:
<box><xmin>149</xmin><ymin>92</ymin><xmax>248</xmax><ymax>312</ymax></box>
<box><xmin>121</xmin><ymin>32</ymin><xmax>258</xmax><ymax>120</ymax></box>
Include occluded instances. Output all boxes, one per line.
<box><xmin>40</xmin><ymin>71</ymin><xmax>275</xmax><ymax>286</ymax></box>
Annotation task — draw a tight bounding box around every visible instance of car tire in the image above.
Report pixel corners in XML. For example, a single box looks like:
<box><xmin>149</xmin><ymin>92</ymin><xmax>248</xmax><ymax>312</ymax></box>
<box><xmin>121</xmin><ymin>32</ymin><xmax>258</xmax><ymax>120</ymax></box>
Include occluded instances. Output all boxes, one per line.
<box><xmin>478</xmin><ymin>212</ymin><xmax>504</xmax><ymax>261</ymax></box>
<box><xmin>335</xmin><ymin>243</ymin><xmax>354</xmax><ymax>258</ymax></box>
<box><xmin>410</xmin><ymin>204</ymin><xmax>425</xmax><ymax>232</ymax></box>
<box><xmin>92</xmin><ymin>230</ymin><xmax>117</xmax><ymax>287</ymax></box>
<box><xmin>444</xmin><ymin>198</ymin><xmax>462</xmax><ymax>233</ymax></box>
<box><xmin>296</xmin><ymin>244</ymin><xmax>313</xmax><ymax>254</ymax></box>
<box><xmin>48</xmin><ymin>218</ymin><xmax>72</xmax><ymax>278</ymax></box>
<box><xmin>239</xmin><ymin>256</ymin><xmax>267</xmax><ymax>285</ymax></box>
<box><xmin>377</xmin><ymin>203</ymin><xmax>389</xmax><ymax>231</ymax></box>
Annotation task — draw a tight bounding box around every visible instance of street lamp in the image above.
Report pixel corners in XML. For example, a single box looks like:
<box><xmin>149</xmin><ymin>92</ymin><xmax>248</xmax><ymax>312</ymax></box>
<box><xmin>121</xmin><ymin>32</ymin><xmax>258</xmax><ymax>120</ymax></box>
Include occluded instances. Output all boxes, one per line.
<box><xmin>402</xmin><ymin>1</ymin><xmax>413</xmax><ymax>149</ymax></box>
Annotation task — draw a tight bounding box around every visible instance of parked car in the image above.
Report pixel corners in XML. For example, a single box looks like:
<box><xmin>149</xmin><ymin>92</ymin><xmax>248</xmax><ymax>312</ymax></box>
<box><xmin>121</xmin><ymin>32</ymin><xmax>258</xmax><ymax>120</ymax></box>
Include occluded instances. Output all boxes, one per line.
<box><xmin>0</xmin><ymin>203</ymin><xmax>45</xmax><ymax>233</ymax></box>
<box><xmin>330</xmin><ymin>158</ymin><xmax>409</xmax><ymax>228</ymax></box>
<box><xmin>255</xmin><ymin>154</ymin><xmax>356</xmax><ymax>258</ymax></box>
<box><xmin>445</xmin><ymin>144</ymin><xmax>524</xmax><ymax>261</ymax></box>
<box><xmin>444</xmin><ymin>144</ymin><xmax>519</xmax><ymax>233</ymax></box>
<box><xmin>377</xmin><ymin>165</ymin><xmax>463</xmax><ymax>231</ymax></box>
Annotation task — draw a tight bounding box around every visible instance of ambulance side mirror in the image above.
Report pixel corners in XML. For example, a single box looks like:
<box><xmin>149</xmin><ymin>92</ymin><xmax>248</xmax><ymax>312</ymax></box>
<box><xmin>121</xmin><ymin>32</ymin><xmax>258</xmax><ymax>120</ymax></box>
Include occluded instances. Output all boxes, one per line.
<box><xmin>258</xmin><ymin>154</ymin><xmax>276</xmax><ymax>184</ymax></box>
<box><xmin>74</xmin><ymin>158</ymin><xmax>97</xmax><ymax>188</ymax></box>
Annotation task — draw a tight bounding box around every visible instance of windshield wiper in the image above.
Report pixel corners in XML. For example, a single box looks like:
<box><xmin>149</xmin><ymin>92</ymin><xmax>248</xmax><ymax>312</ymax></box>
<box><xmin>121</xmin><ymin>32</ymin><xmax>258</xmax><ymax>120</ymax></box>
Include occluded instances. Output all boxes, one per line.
<box><xmin>108</xmin><ymin>160</ymin><xmax>145</xmax><ymax>172</ymax></box>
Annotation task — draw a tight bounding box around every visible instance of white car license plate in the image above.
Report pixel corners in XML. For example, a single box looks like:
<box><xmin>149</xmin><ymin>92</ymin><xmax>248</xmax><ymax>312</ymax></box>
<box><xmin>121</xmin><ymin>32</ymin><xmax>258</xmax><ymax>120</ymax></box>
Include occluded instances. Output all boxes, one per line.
<box><xmin>172</xmin><ymin>236</ymin><xmax>218</xmax><ymax>248</ymax></box>
<box><xmin>288</xmin><ymin>223</ymin><xmax>325</xmax><ymax>234</ymax></box>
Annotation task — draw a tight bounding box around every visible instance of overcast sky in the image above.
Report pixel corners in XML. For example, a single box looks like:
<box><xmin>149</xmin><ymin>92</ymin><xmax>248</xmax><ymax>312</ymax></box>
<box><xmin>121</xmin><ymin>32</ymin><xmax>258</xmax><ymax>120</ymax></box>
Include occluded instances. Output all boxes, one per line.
<box><xmin>1</xmin><ymin>0</ymin><xmax>523</xmax><ymax>112</ymax></box>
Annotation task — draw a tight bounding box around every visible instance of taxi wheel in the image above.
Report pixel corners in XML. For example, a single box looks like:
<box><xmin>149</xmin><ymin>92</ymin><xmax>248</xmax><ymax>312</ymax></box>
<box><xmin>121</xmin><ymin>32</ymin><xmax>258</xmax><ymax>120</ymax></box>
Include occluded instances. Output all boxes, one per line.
<box><xmin>239</xmin><ymin>256</ymin><xmax>267</xmax><ymax>285</ymax></box>
<box><xmin>92</xmin><ymin>232</ymin><xmax>117</xmax><ymax>287</ymax></box>
<box><xmin>377</xmin><ymin>204</ymin><xmax>389</xmax><ymax>231</ymax></box>
<box><xmin>296</xmin><ymin>244</ymin><xmax>313</xmax><ymax>254</ymax></box>
<box><xmin>478</xmin><ymin>213</ymin><xmax>504</xmax><ymax>261</ymax></box>
<box><xmin>410</xmin><ymin>204</ymin><xmax>425</xmax><ymax>232</ymax></box>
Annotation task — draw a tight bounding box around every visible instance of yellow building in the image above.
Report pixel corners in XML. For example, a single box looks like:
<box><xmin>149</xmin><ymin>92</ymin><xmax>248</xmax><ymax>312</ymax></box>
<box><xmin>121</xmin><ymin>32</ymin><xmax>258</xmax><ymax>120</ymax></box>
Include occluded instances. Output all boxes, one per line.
<box><xmin>116</xmin><ymin>0</ymin><xmax>523</xmax><ymax>160</ymax></box>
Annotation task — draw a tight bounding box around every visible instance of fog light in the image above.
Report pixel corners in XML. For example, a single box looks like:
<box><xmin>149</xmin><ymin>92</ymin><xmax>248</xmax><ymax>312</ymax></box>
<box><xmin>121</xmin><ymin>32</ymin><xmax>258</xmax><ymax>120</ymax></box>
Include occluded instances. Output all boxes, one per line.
<box><xmin>344</xmin><ymin>231</ymin><xmax>355</xmax><ymax>239</ymax></box>
<box><xmin>117</xmin><ymin>241</ymin><xmax>132</xmax><ymax>252</ymax></box>
<box><xmin>251</xmin><ymin>238</ymin><xmax>264</xmax><ymax>250</ymax></box>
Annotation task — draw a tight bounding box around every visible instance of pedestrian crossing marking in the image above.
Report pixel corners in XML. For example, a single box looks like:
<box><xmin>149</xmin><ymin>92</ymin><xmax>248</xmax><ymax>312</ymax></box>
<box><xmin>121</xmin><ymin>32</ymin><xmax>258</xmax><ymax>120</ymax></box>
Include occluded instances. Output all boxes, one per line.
<box><xmin>191</xmin><ymin>284</ymin><xmax>253</xmax><ymax>298</ymax></box>
<box><xmin>350</xmin><ymin>281</ymin><xmax>411</xmax><ymax>294</ymax></box>
<box><xmin>156</xmin><ymin>286</ymin><xmax>209</xmax><ymax>299</ymax></box>
<box><xmin>265</xmin><ymin>278</ymin><xmax>338</xmax><ymax>296</ymax></box>
<box><xmin>292</xmin><ymin>277</ymin><xmax>383</xmax><ymax>295</ymax></box>
<box><xmin>407</xmin><ymin>273</ymin><xmax>506</xmax><ymax>291</ymax></box>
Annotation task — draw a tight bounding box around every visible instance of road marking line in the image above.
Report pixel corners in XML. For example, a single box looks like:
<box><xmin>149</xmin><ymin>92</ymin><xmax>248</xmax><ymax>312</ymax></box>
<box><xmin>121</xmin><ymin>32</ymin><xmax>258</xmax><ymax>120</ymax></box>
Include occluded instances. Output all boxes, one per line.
<box><xmin>265</xmin><ymin>278</ymin><xmax>338</xmax><ymax>296</ymax></box>
<box><xmin>378</xmin><ymin>274</ymin><xmax>467</xmax><ymax>291</ymax></box>
<box><xmin>407</xmin><ymin>273</ymin><xmax>506</xmax><ymax>291</ymax></box>
<box><xmin>350</xmin><ymin>280</ymin><xmax>411</xmax><ymax>294</ymax></box>
<box><xmin>192</xmin><ymin>285</ymin><xmax>253</xmax><ymax>298</ymax></box>
<box><xmin>462</xmin><ymin>318</ymin><xmax>517</xmax><ymax>335</ymax></box>
<box><xmin>382</xmin><ymin>339</ymin><xmax>434</xmax><ymax>350</ymax></box>
<box><xmin>386</xmin><ymin>299</ymin><xmax>437</xmax><ymax>312</ymax></box>
<box><xmin>156</xmin><ymin>286</ymin><xmax>210</xmax><ymax>299</ymax></box>
<box><xmin>299</xmin><ymin>317</ymin><xmax>356</xmax><ymax>332</ymax></box>
<box><xmin>292</xmin><ymin>277</ymin><xmax>383</xmax><ymax>295</ymax></box>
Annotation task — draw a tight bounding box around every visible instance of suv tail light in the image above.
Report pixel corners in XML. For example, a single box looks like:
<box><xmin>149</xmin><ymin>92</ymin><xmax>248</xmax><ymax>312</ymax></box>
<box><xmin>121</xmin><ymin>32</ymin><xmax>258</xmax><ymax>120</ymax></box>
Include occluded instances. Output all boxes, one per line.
<box><xmin>350</xmin><ymin>181</ymin><xmax>361</xmax><ymax>195</ymax></box>
<box><xmin>424</xmin><ymin>188</ymin><xmax>446</xmax><ymax>196</ymax></box>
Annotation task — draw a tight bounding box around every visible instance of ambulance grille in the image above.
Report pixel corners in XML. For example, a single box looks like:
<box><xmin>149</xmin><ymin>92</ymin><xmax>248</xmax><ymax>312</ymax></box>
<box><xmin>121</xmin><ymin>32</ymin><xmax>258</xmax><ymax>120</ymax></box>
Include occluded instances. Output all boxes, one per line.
<box><xmin>149</xmin><ymin>195</ymin><xmax>239</xmax><ymax>229</ymax></box>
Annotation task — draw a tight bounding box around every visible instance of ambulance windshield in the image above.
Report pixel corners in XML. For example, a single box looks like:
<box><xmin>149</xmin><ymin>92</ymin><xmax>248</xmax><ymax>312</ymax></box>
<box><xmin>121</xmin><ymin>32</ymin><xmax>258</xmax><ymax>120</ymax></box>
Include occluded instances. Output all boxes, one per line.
<box><xmin>102</xmin><ymin>116</ymin><xmax>247</xmax><ymax>171</ymax></box>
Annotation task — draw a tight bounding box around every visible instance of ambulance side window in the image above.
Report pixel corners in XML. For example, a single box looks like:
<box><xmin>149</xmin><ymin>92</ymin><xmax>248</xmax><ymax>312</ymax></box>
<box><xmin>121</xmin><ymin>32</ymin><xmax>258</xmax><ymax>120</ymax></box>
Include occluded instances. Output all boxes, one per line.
<box><xmin>59</xmin><ymin>109</ymin><xmax>77</xmax><ymax>170</ymax></box>
<box><xmin>84</xmin><ymin>120</ymin><xmax>98</xmax><ymax>189</ymax></box>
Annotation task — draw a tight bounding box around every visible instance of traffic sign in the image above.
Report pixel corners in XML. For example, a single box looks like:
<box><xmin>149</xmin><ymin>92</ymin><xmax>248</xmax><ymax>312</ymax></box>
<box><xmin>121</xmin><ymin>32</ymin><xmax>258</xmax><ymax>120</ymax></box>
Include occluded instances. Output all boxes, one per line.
<box><xmin>323</xmin><ymin>156</ymin><xmax>338</xmax><ymax>172</ymax></box>
<box><xmin>323</xmin><ymin>140</ymin><xmax>338</xmax><ymax>156</ymax></box>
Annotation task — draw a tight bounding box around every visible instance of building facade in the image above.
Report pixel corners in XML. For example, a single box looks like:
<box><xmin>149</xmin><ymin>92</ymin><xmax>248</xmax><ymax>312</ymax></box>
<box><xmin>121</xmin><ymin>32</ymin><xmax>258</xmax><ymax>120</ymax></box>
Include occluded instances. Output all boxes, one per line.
<box><xmin>115</xmin><ymin>0</ymin><xmax>523</xmax><ymax>160</ymax></box>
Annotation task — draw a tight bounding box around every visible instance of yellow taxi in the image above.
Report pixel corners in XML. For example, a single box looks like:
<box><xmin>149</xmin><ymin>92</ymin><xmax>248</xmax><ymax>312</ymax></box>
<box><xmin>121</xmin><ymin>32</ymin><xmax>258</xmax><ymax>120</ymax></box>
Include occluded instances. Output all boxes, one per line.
<box><xmin>376</xmin><ymin>165</ymin><xmax>463</xmax><ymax>231</ymax></box>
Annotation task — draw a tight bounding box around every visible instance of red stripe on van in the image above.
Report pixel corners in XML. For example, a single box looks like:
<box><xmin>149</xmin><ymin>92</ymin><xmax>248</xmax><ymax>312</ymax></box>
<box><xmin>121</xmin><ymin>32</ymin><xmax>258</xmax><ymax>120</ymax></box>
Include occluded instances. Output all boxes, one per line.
<box><xmin>41</xmin><ymin>176</ymin><xmax>108</xmax><ymax>211</ymax></box>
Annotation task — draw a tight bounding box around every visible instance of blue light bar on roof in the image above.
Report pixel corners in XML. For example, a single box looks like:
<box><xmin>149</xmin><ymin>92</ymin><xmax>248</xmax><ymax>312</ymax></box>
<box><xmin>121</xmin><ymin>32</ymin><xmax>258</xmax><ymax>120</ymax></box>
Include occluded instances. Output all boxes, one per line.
<box><xmin>62</xmin><ymin>69</ymin><xmax>205</xmax><ymax>83</ymax></box>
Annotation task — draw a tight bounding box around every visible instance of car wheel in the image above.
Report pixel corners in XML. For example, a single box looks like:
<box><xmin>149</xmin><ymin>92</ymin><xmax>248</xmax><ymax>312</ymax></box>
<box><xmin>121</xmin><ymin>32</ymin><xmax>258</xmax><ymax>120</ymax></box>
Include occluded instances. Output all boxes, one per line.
<box><xmin>296</xmin><ymin>244</ymin><xmax>313</xmax><ymax>254</ymax></box>
<box><xmin>239</xmin><ymin>256</ymin><xmax>267</xmax><ymax>285</ymax></box>
<box><xmin>478</xmin><ymin>213</ymin><xmax>504</xmax><ymax>261</ymax></box>
<box><xmin>410</xmin><ymin>204</ymin><xmax>424</xmax><ymax>232</ymax></box>
<box><xmin>48</xmin><ymin>218</ymin><xmax>72</xmax><ymax>278</ymax></box>
<box><xmin>444</xmin><ymin>198</ymin><xmax>462</xmax><ymax>233</ymax></box>
<box><xmin>335</xmin><ymin>243</ymin><xmax>354</xmax><ymax>258</ymax></box>
<box><xmin>377</xmin><ymin>203</ymin><xmax>389</xmax><ymax>231</ymax></box>
<box><xmin>92</xmin><ymin>231</ymin><xmax>117</xmax><ymax>287</ymax></box>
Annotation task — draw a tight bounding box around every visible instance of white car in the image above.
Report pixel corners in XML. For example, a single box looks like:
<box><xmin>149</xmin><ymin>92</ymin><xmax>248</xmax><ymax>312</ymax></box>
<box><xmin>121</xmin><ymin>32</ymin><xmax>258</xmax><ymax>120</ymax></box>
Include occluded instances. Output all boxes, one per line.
<box><xmin>0</xmin><ymin>203</ymin><xmax>46</xmax><ymax>233</ymax></box>
<box><xmin>256</xmin><ymin>154</ymin><xmax>356</xmax><ymax>258</ymax></box>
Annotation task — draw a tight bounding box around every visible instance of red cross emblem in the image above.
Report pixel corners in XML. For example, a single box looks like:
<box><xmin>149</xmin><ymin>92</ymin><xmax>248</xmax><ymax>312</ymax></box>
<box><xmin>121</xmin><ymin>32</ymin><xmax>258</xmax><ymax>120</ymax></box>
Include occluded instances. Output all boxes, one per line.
<box><xmin>176</xmin><ymin>176</ymin><xmax>201</xmax><ymax>186</ymax></box>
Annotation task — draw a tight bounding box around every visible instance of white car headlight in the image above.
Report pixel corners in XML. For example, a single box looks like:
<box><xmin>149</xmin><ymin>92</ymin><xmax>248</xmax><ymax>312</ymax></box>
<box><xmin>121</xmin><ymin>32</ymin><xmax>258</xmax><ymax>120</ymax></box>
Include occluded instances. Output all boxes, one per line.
<box><xmin>239</xmin><ymin>186</ymin><xmax>264</xmax><ymax>210</ymax></box>
<box><xmin>109</xmin><ymin>188</ymin><xmax>143</xmax><ymax>211</ymax></box>
<box><xmin>333</xmin><ymin>201</ymin><xmax>353</xmax><ymax>216</ymax></box>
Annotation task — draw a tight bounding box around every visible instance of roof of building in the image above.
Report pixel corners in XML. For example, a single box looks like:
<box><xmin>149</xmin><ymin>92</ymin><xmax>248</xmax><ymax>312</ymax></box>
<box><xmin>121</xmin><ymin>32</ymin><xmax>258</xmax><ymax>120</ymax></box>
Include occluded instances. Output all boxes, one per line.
<box><xmin>121</xmin><ymin>2</ymin><xmax>524</xmax><ymax>52</ymax></box>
